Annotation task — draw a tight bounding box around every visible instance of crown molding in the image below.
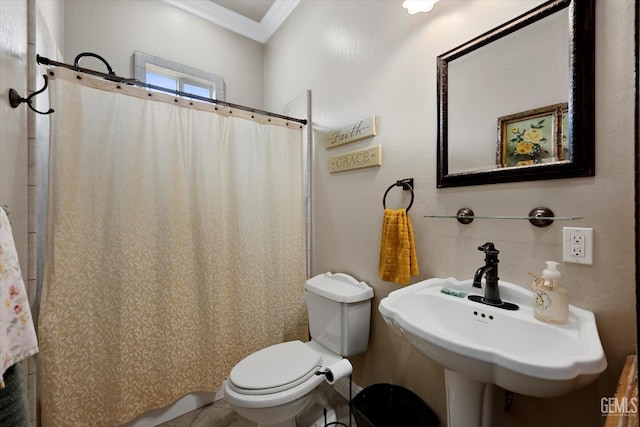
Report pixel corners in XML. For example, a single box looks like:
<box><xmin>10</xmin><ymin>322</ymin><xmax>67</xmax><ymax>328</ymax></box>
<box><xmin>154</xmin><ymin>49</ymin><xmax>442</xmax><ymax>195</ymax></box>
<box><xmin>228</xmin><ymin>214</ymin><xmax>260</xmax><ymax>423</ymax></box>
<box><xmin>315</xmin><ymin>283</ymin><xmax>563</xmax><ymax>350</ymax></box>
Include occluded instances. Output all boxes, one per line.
<box><xmin>163</xmin><ymin>0</ymin><xmax>300</xmax><ymax>44</ymax></box>
<box><xmin>260</xmin><ymin>0</ymin><xmax>300</xmax><ymax>42</ymax></box>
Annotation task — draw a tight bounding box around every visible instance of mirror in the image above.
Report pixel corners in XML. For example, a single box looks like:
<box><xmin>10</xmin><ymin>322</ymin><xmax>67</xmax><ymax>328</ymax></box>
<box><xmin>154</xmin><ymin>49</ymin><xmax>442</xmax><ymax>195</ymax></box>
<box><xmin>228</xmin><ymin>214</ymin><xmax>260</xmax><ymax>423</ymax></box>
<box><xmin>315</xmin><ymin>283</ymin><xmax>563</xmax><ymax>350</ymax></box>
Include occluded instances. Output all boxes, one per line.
<box><xmin>437</xmin><ymin>0</ymin><xmax>595</xmax><ymax>187</ymax></box>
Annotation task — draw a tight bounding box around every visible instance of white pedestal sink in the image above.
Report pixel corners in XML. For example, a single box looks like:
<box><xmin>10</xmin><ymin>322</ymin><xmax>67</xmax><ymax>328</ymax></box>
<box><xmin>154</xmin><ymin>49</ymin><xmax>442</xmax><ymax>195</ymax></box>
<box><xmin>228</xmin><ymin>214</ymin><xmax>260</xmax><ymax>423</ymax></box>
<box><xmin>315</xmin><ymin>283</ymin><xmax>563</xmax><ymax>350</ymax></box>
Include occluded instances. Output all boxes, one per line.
<box><xmin>379</xmin><ymin>277</ymin><xmax>607</xmax><ymax>427</ymax></box>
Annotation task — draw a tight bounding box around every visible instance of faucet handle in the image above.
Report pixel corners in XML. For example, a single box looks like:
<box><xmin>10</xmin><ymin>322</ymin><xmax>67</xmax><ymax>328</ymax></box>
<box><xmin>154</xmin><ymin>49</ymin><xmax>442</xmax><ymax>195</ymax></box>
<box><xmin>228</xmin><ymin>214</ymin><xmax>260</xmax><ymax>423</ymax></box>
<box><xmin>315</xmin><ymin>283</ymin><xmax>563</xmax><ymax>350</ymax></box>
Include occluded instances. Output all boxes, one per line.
<box><xmin>478</xmin><ymin>242</ymin><xmax>499</xmax><ymax>255</ymax></box>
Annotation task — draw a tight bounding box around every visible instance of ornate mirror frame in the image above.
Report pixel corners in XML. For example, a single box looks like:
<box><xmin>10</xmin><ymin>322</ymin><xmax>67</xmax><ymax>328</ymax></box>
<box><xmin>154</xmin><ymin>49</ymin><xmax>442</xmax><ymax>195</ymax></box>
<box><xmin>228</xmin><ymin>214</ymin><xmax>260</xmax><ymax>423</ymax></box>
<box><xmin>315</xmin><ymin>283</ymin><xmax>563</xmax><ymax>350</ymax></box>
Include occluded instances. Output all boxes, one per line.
<box><xmin>436</xmin><ymin>0</ymin><xmax>595</xmax><ymax>188</ymax></box>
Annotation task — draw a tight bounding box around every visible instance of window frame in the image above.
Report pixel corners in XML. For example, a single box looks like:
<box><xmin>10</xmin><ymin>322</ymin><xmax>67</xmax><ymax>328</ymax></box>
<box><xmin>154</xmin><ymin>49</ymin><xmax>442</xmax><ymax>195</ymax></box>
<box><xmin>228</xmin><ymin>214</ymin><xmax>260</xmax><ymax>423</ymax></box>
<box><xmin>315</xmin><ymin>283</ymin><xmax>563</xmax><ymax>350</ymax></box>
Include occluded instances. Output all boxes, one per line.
<box><xmin>133</xmin><ymin>51</ymin><xmax>225</xmax><ymax>101</ymax></box>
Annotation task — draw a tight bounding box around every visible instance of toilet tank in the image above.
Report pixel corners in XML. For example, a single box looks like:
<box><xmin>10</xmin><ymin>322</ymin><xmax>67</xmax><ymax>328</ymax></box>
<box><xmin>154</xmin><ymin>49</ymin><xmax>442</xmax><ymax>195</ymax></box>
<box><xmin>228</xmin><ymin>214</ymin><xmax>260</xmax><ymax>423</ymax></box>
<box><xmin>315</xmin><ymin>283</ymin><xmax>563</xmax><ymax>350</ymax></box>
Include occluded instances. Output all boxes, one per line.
<box><xmin>305</xmin><ymin>272</ymin><xmax>374</xmax><ymax>357</ymax></box>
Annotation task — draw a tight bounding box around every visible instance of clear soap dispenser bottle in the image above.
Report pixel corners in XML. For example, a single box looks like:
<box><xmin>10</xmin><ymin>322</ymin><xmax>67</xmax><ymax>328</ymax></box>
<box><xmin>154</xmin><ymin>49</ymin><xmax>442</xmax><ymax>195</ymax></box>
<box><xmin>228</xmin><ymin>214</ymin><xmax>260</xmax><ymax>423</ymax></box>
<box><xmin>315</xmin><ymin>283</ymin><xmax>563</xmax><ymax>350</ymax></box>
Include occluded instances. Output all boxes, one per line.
<box><xmin>532</xmin><ymin>261</ymin><xmax>569</xmax><ymax>324</ymax></box>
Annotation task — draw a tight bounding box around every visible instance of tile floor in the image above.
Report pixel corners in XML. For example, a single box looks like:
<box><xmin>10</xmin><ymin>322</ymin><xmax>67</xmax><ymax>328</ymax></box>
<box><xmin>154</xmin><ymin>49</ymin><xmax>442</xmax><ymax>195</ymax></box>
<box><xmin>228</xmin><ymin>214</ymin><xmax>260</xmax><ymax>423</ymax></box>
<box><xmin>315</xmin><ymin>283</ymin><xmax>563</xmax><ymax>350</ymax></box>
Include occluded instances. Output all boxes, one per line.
<box><xmin>157</xmin><ymin>383</ymin><xmax>356</xmax><ymax>427</ymax></box>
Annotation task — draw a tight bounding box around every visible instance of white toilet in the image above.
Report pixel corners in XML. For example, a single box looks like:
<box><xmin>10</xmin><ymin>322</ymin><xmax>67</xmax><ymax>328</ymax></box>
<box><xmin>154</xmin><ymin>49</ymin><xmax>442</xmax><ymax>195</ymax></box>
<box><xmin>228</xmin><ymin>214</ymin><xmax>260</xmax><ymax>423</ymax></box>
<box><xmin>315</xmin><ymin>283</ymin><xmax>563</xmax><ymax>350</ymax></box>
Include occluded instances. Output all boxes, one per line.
<box><xmin>223</xmin><ymin>272</ymin><xmax>374</xmax><ymax>427</ymax></box>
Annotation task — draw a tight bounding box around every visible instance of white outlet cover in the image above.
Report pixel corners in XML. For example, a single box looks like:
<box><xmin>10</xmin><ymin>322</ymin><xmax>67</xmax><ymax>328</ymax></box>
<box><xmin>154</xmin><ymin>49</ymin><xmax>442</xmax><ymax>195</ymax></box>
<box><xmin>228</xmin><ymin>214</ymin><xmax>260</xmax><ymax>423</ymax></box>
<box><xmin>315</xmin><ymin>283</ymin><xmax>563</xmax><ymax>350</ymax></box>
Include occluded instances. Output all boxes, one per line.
<box><xmin>563</xmin><ymin>227</ymin><xmax>593</xmax><ymax>265</ymax></box>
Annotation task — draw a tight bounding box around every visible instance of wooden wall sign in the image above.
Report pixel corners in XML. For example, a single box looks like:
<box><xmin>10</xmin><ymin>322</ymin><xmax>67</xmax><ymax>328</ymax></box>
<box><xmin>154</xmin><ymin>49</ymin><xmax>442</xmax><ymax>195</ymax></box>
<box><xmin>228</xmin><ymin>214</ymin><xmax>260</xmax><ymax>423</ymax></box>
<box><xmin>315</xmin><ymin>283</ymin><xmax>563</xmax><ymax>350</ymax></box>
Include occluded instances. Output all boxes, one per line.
<box><xmin>324</xmin><ymin>116</ymin><xmax>377</xmax><ymax>149</ymax></box>
<box><xmin>330</xmin><ymin>145</ymin><xmax>382</xmax><ymax>173</ymax></box>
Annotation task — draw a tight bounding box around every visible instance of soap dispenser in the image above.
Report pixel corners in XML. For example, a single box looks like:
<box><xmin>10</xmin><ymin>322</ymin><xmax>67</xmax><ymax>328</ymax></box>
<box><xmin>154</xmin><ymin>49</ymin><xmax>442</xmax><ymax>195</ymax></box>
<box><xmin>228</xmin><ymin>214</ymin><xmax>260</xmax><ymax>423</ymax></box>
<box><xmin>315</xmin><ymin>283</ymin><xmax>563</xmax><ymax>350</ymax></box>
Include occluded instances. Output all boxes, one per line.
<box><xmin>532</xmin><ymin>261</ymin><xmax>569</xmax><ymax>324</ymax></box>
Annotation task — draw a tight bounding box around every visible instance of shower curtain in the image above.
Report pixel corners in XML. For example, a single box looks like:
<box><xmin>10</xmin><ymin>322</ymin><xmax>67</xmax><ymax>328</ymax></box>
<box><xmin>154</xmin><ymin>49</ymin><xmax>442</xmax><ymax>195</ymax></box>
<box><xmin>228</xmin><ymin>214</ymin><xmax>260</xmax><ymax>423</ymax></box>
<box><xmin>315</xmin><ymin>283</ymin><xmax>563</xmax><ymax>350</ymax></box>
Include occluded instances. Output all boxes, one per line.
<box><xmin>38</xmin><ymin>67</ymin><xmax>308</xmax><ymax>427</ymax></box>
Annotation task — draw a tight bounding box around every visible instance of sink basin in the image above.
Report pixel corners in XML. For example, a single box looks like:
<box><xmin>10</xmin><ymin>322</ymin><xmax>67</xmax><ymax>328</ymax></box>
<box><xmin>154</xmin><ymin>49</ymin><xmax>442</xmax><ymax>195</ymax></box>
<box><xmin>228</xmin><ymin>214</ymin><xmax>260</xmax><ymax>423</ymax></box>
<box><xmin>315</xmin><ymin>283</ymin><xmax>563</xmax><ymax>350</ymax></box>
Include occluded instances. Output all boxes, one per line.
<box><xmin>379</xmin><ymin>277</ymin><xmax>607</xmax><ymax>398</ymax></box>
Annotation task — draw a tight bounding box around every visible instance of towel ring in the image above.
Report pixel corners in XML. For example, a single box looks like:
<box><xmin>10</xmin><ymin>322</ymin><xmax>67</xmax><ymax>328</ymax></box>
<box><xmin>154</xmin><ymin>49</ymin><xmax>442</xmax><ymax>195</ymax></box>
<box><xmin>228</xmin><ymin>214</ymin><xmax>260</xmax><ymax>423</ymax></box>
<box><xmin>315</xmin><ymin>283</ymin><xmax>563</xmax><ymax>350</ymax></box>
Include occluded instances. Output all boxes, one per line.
<box><xmin>383</xmin><ymin>179</ymin><xmax>414</xmax><ymax>212</ymax></box>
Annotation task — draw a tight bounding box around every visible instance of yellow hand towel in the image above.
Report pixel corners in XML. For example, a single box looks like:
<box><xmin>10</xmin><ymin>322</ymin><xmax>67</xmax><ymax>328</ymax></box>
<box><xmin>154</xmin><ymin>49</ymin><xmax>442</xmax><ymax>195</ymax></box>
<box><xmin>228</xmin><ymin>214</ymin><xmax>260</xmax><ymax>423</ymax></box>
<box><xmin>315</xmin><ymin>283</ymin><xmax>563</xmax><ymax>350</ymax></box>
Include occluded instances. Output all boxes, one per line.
<box><xmin>378</xmin><ymin>208</ymin><xmax>419</xmax><ymax>285</ymax></box>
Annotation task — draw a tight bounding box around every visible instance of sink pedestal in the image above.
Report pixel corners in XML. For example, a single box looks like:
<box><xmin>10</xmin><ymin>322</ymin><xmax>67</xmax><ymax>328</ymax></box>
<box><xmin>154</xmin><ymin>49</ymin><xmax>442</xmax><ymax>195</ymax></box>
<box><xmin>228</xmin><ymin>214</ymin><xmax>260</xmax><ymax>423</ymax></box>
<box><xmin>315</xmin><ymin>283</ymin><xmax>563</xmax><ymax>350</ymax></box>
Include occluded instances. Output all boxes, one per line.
<box><xmin>445</xmin><ymin>369</ymin><xmax>505</xmax><ymax>427</ymax></box>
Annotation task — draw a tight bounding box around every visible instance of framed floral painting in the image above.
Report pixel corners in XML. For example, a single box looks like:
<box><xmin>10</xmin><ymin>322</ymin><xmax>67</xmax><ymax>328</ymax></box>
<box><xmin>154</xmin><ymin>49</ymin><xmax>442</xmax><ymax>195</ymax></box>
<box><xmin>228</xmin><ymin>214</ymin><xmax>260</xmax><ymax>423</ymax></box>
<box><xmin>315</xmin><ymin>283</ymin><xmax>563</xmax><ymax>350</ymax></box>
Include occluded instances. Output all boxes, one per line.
<box><xmin>497</xmin><ymin>103</ymin><xmax>567</xmax><ymax>168</ymax></box>
<box><xmin>560</xmin><ymin>106</ymin><xmax>569</xmax><ymax>160</ymax></box>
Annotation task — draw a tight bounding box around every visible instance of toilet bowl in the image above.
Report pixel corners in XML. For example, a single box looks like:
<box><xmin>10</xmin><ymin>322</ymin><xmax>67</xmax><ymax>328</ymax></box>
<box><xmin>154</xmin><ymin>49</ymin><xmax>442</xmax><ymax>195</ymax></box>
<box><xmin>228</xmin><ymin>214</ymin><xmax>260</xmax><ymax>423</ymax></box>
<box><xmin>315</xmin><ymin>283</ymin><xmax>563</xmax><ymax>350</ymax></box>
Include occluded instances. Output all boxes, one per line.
<box><xmin>223</xmin><ymin>272</ymin><xmax>373</xmax><ymax>427</ymax></box>
<box><xmin>223</xmin><ymin>340</ymin><xmax>342</xmax><ymax>426</ymax></box>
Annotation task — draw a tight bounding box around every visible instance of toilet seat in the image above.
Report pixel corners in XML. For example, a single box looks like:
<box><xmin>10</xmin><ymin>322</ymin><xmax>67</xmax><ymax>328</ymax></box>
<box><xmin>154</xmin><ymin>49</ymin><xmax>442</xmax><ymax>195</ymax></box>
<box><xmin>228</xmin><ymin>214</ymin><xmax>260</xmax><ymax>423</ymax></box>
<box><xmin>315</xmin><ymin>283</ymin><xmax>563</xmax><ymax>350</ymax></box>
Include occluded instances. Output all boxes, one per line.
<box><xmin>228</xmin><ymin>340</ymin><xmax>322</xmax><ymax>395</ymax></box>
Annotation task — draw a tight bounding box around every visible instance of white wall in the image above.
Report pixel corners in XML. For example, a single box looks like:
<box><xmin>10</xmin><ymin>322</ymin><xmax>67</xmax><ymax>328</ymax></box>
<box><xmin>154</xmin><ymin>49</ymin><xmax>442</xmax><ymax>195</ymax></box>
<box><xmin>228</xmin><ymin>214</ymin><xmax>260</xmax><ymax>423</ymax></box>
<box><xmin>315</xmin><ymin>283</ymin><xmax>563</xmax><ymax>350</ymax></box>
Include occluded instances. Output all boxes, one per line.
<box><xmin>35</xmin><ymin>0</ymin><xmax>63</xmax><ymax>57</ymax></box>
<box><xmin>1</xmin><ymin>0</ymin><xmax>28</xmax><ymax>283</ymax></box>
<box><xmin>62</xmin><ymin>0</ymin><xmax>265</xmax><ymax>108</ymax></box>
<box><xmin>265</xmin><ymin>1</ymin><xmax>636</xmax><ymax>426</ymax></box>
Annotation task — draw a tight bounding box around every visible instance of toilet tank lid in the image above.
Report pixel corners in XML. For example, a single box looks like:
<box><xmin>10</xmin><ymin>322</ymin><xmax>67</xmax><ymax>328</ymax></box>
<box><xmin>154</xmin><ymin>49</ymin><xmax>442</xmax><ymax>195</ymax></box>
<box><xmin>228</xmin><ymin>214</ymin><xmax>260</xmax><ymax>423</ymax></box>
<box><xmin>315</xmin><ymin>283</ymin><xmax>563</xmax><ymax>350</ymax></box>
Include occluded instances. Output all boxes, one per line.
<box><xmin>305</xmin><ymin>272</ymin><xmax>373</xmax><ymax>303</ymax></box>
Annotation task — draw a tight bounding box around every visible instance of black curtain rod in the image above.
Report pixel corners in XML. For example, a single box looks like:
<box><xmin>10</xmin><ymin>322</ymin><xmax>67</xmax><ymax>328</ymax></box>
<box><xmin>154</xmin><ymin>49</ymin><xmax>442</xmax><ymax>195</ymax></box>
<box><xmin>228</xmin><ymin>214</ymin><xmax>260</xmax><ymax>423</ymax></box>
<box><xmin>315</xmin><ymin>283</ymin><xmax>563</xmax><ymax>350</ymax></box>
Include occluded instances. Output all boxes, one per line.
<box><xmin>36</xmin><ymin>54</ymin><xmax>308</xmax><ymax>126</ymax></box>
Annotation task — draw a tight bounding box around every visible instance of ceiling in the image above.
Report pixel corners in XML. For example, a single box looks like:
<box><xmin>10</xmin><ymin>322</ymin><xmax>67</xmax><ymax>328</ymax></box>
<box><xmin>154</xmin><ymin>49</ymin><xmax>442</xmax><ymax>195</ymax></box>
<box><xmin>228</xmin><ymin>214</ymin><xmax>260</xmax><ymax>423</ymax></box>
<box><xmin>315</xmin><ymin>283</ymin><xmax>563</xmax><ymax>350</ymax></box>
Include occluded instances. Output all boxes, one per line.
<box><xmin>210</xmin><ymin>0</ymin><xmax>275</xmax><ymax>23</ymax></box>
<box><xmin>162</xmin><ymin>0</ymin><xmax>299</xmax><ymax>44</ymax></box>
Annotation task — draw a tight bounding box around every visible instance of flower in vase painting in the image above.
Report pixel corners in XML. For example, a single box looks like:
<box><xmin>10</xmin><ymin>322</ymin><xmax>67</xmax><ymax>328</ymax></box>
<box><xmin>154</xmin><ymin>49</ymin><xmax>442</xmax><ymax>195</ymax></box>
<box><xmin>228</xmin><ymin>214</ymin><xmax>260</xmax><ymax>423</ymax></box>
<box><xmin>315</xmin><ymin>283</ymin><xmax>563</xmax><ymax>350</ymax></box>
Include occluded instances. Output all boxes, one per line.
<box><xmin>507</xmin><ymin>119</ymin><xmax>549</xmax><ymax>167</ymax></box>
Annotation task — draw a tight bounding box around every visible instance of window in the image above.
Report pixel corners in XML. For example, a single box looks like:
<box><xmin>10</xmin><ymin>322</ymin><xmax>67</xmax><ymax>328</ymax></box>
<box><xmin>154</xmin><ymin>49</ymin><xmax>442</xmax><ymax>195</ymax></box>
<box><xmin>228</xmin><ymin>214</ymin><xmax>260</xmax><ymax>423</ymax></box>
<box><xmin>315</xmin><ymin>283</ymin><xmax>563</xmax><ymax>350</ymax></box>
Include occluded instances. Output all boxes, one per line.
<box><xmin>133</xmin><ymin>51</ymin><xmax>225</xmax><ymax>101</ymax></box>
<box><xmin>144</xmin><ymin>64</ymin><xmax>214</xmax><ymax>99</ymax></box>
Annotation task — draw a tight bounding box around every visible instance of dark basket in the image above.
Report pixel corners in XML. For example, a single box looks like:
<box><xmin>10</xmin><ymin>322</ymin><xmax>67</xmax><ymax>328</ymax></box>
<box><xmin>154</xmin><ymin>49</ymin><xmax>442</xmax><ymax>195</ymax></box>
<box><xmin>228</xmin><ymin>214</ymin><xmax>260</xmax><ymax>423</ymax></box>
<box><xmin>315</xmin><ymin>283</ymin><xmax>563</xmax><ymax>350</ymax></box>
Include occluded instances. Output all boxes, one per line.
<box><xmin>350</xmin><ymin>383</ymin><xmax>440</xmax><ymax>427</ymax></box>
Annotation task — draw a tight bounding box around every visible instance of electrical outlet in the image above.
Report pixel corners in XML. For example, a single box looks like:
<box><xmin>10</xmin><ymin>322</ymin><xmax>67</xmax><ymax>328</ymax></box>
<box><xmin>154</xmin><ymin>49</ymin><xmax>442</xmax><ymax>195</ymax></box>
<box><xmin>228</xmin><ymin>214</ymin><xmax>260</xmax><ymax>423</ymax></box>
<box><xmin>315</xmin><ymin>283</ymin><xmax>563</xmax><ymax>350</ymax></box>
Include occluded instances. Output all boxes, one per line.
<box><xmin>571</xmin><ymin>233</ymin><xmax>585</xmax><ymax>256</ymax></box>
<box><xmin>563</xmin><ymin>227</ymin><xmax>593</xmax><ymax>265</ymax></box>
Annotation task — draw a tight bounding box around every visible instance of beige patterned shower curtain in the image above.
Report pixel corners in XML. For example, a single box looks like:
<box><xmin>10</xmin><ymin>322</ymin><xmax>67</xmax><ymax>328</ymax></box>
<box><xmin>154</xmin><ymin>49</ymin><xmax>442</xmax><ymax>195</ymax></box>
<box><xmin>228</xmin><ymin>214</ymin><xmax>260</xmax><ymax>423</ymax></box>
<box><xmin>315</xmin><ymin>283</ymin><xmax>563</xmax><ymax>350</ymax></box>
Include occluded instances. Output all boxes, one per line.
<box><xmin>38</xmin><ymin>67</ymin><xmax>308</xmax><ymax>427</ymax></box>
